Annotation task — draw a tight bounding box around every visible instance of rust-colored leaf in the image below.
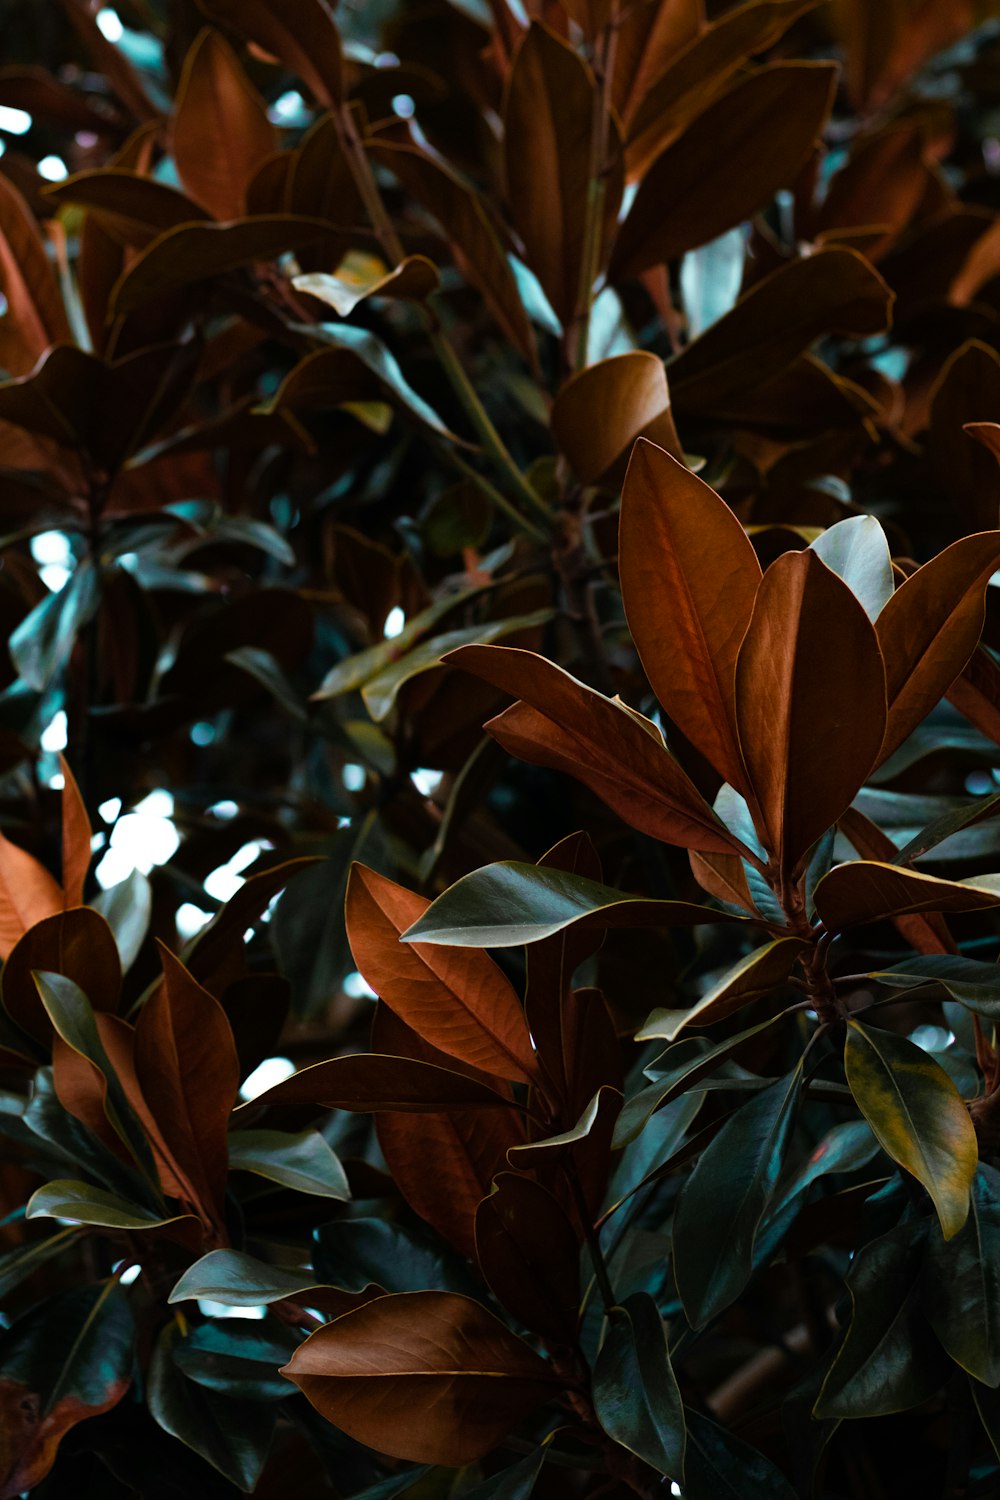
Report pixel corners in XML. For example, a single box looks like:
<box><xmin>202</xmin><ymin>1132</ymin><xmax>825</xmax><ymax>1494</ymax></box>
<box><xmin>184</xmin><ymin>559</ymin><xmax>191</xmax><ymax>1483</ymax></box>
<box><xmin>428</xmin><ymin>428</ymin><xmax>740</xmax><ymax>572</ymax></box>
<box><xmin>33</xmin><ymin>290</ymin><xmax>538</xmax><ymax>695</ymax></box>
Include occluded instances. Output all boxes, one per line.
<box><xmin>59</xmin><ymin>757</ymin><xmax>91</xmax><ymax>911</ymax></box>
<box><xmin>171</xmin><ymin>28</ymin><xmax>276</xmax><ymax>221</ymax></box>
<box><xmin>0</xmin><ymin>837</ymin><xmax>62</xmax><ymax>964</ymax></box>
<box><xmin>735</xmin><ymin>549</ymin><xmax>887</xmax><ymax>873</ymax></box>
<box><xmin>551</xmin><ymin>354</ymin><xmax>682</xmax><ymax>484</ymax></box>
<box><xmin>611</xmin><ymin>62</ymin><xmax>837</xmax><ymax>279</ymax></box>
<box><xmin>197</xmin><ymin>0</ymin><xmax>342</xmax><ymax>107</ymax></box>
<box><xmin>345</xmin><ymin>863</ymin><xmax>538</xmax><ymax>1084</ymax></box>
<box><xmin>132</xmin><ymin>946</ymin><xmax>240</xmax><ymax>1236</ymax></box>
<box><xmin>815</xmin><ymin>861</ymin><xmax>1000</xmax><ymax>934</ymax></box>
<box><xmin>876</xmin><ymin>530</ymin><xmax>1000</xmax><ymax>762</ymax></box>
<box><xmin>475</xmin><ymin>1173</ymin><xmax>581</xmax><ymax>1342</ymax></box>
<box><xmin>0</xmin><ymin>173</ymin><xmax>70</xmax><ymax>377</ymax></box>
<box><xmin>838</xmin><ymin>807</ymin><xmax>955</xmax><ymax>956</ymax></box>
<box><xmin>620</xmin><ymin>439</ymin><xmax>761</xmax><ymax>788</ymax></box>
<box><xmin>2</xmin><ymin>909</ymin><xmax>121</xmax><ymax>1041</ymax></box>
<box><xmin>281</xmin><ymin>1291</ymin><xmax>559</xmax><ymax>1464</ymax></box>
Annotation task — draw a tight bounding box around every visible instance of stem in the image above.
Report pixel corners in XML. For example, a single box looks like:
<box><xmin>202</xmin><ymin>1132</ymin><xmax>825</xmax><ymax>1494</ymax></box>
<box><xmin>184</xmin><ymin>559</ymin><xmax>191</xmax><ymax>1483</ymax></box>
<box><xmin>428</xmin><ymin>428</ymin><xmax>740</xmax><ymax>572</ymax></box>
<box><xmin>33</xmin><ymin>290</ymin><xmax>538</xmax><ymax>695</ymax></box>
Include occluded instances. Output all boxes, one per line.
<box><xmin>440</xmin><ymin>446</ymin><xmax>548</xmax><ymax>544</ymax></box>
<box><xmin>334</xmin><ymin>103</ymin><xmax>405</xmax><ymax>266</ymax></box>
<box><xmin>568</xmin><ymin>1171</ymin><xmax>616</xmax><ymax>1313</ymax></box>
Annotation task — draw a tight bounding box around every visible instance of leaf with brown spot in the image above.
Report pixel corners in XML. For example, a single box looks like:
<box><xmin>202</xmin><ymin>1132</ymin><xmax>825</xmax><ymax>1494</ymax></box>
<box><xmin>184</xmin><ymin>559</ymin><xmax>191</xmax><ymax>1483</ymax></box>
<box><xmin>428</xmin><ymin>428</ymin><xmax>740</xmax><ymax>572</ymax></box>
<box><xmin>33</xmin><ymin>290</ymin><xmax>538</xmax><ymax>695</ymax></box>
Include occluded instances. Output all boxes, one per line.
<box><xmin>171</xmin><ymin>28</ymin><xmax>276</xmax><ymax>221</ymax></box>
<box><xmin>735</xmin><ymin>549</ymin><xmax>887</xmax><ymax>874</ymax></box>
<box><xmin>620</xmin><ymin>439</ymin><xmax>761</xmax><ymax>789</ymax></box>
<box><xmin>346</xmin><ymin>864</ymin><xmax>538</xmax><ymax>1083</ymax></box>
<box><xmin>282</xmin><ymin>1291</ymin><xmax>560</xmax><ymax>1465</ymax></box>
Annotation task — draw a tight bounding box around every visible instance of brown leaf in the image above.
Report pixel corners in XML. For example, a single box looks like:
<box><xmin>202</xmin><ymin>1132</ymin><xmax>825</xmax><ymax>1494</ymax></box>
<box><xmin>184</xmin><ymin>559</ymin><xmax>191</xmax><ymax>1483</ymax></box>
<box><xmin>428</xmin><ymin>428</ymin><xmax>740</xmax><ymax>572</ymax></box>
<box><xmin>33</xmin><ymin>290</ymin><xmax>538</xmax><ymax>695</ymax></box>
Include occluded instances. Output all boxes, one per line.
<box><xmin>282</xmin><ymin>1291</ymin><xmax>559</xmax><ymax>1464</ymax></box>
<box><xmin>371</xmin><ymin>139</ymin><xmax>537</xmax><ymax>365</ymax></box>
<box><xmin>815</xmin><ymin>861</ymin><xmax>1000</xmax><ymax>934</ymax></box>
<box><xmin>0</xmin><ymin>173</ymin><xmax>70</xmax><ymax>377</ymax></box>
<box><xmin>133</xmin><ymin>946</ymin><xmax>239</xmax><ymax>1236</ymax></box>
<box><xmin>59</xmin><ymin>757</ymin><xmax>91</xmax><ymax>910</ymax></box>
<box><xmin>475</xmin><ymin>1172</ymin><xmax>581</xmax><ymax>1342</ymax></box>
<box><xmin>346</xmin><ymin>864</ymin><xmax>538</xmax><ymax>1083</ymax></box>
<box><xmin>620</xmin><ymin>440</ymin><xmax>761</xmax><ymax>788</ymax></box>
<box><xmin>237</xmin><ymin>1052</ymin><xmax>519</xmax><ymax>1115</ymax></box>
<box><xmin>45</xmin><ymin>169</ymin><xmax>211</xmax><ymax>247</ymax></box>
<box><xmin>837</xmin><ymin>807</ymin><xmax>955</xmax><ymax>955</ymax></box>
<box><xmin>927</xmin><ymin>340</ymin><xmax>1000</xmax><ymax>534</ymax></box>
<box><xmin>171</xmin><ymin>28</ymin><xmax>276</xmax><ymax>221</ymax></box>
<box><xmin>814</xmin><ymin>123</ymin><xmax>931</xmax><ymax>261</ymax></box>
<box><xmin>449</xmin><ymin>644</ymin><xmax>748</xmax><ymax>856</ymax></box>
<box><xmin>735</xmin><ymin>548</ymin><xmax>887</xmax><ymax>874</ymax></box>
<box><xmin>0</xmin><ymin>838</ymin><xmax>62</xmax><ymax>964</ymax></box>
<box><xmin>551</xmin><ymin>354</ymin><xmax>682</xmax><ymax>484</ymax></box>
<box><xmin>196</xmin><ymin>0</ymin><xmax>342</xmax><ymax>107</ymax></box>
<box><xmin>613</xmin><ymin>0</ymin><xmax>706</xmax><ymax>131</ymax></box>
<box><xmin>503</xmin><ymin>22</ymin><xmax>602</xmax><ymax>326</ymax></box>
<box><xmin>876</xmin><ymin>529</ymin><xmax>1000</xmax><ymax>762</ymax></box>
<box><xmin>2</xmin><ymin>908</ymin><xmax>121</xmax><ymax>1041</ymax></box>
<box><xmin>689</xmin><ymin>850</ymin><xmax>756</xmax><ymax>915</ymax></box>
<box><xmin>610</xmin><ymin>62</ymin><xmax>837</xmax><ymax>279</ymax></box>
<box><xmin>948</xmin><ymin>644</ymin><xmax>1000</xmax><ymax>749</ymax></box>
<box><xmin>668</xmin><ymin>248</ymin><xmax>894</xmax><ymax>416</ymax></box>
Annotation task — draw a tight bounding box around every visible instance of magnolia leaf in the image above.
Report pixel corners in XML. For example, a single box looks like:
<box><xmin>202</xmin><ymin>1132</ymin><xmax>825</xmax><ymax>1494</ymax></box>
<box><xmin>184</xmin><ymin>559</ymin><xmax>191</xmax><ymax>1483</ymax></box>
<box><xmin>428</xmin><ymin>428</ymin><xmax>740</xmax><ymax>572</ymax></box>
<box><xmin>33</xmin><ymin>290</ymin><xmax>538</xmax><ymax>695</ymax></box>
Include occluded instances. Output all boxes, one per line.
<box><xmin>872</xmin><ymin>955</ymin><xmax>1000</xmax><ymax>1018</ymax></box>
<box><xmin>844</xmin><ymin>1020</ymin><xmax>977</xmax><ymax>1239</ymax></box>
<box><xmin>924</xmin><ymin>1164</ymin><xmax>1000</xmax><ymax>1385</ymax></box>
<box><xmin>809</xmin><ymin>515</ymin><xmax>894</xmax><ymax>622</ymax></box>
<box><xmin>234</xmin><ymin>1052</ymin><xmax>519</xmax><ymax>1114</ymax></box>
<box><xmin>592</xmin><ymin>1292</ymin><xmax>685</xmax><ymax>1479</ymax></box>
<box><xmin>294</xmin><ymin>254</ymin><xmax>439</xmax><ymax>316</ymax></box>
<box><xmin>171</xmin><ymin>28</ymin><xmax>275</xmax><ymax>220</ymax></box>
<box><xmin>636</xmin><ymin>937</ymin><xmax>808</xmax><ymax>1040</ymax></box>
<box><xmin>227</xmin><ymin>1127</ymin><xmax>351</xmax><ymax>1199</ymax></box>
<box><xmin>815</xmin><ymin>861</ymin><xmax>1000</xmax><ymax>932</ymax></box>
<box><xmin>26</xmin><ymin>1179</ymin><xmax>195</xmax><ymax>1231</ymax></box>
<box><xmin>168</xmin><ymin>1248</ymin><xmax>364</xmax><ymax>1313</ymax></box>
<box><xmin>173</xmin><ymin>1322</ymin><xmax>301</xmax><ymax>1402</ymax></box>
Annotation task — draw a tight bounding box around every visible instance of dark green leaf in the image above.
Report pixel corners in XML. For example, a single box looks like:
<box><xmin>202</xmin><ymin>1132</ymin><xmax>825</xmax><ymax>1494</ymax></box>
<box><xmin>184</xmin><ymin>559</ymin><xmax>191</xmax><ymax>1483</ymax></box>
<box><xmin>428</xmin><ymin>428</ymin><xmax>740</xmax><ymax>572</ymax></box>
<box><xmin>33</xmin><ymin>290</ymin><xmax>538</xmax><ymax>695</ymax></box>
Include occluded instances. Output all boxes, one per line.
<box><xmin>313</xmin><ymin>1217</ymin><xmax>481</xmax><ymax>1297</ymax></box>
<box><xmin>227</xmin><ymin>1127</ymin><xmax>350</xmax><ymax>1199</ymax></box>
<box><xmin>592</xmin><ymin>1291</ymin><xmax>685</xmax><ymax>1479</ymax></box>
<box><xmin>923</xmin><ymin>1164</ymin><xmax>1000</xmax><ymax>1385</ymax></box>
<box><xmin>26</xmin><ymin>1179</ymin><xmax>195</xmax><ymax>1231</ymax></box>
<box><xmin>683</xmin><ymin>1409</ymin><xmax>798</xmax><ymax>1500</ymax></box>
<box><xmin>872</xmin><ymin>955</ymin><xmax>1000</xmax><ymax>1018</ymax></box>
<box><xmin>172</xmin><ymin>1321</ymin><xmax>301</xmax><ymax>1401</ymax></box>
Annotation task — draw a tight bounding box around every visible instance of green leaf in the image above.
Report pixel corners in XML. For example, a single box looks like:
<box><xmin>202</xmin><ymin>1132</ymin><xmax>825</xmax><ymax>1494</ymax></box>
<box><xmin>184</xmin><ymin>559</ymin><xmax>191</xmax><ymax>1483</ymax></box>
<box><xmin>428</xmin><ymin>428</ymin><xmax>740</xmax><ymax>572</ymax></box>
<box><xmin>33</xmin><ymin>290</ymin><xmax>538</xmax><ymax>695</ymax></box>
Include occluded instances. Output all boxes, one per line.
<box><xmin>9</xmin><ymin>564</ymin><xmax>100</xmax><ymax>692</ymax></box>
<box><xmin>636</xmin><ymin>938</ymin><xmax>807</xmax><ymax>1041</ymax></box>
<box><xmin>227</xmin><ymin>1127</ymin><xmax>350</xmax><ymax>1199</ymax></box>
<box><xmin>815</xmin><ymin>1223</ymin><xmax>947</xmax><ymax>1417</ymax></box>
<box><xmin>896</xmin><ymin>789</ymin><xmax>1000</xmax><ymax>863</ymax></box>
<box><xmin>592</xmin><ymin>1292</ymin><xmax>686</xmax><ymax>1480</ymax></box>
<box><xmin>149</xmin><ymin>1321</ymin><xmax>274</xmax><ymax>1491</ymax></box>
<box><xmin>169</xmin><ymin>1248</ymin><xmax>332</xmax><ymax>1308</ymax></box>
<box><xmin>312</xmin><ymin>591</ymin><xmax>479</xmax><ymax>700</ymax></box>
<box><xmin>172</xmin><ymin>1322</ymin><xmax>301</xmax><ymax>1401</ymax></box>
<box><xmin>33</xmin><ymin>971</ymin><xmax>158</xmax><ymax>1182</ymax></box>
<box><xmin>872</xmin><ymin>955</ymin><xmax>1000</xmax><ymax>1018</ymax></box>
<box><xmin>0</xmin><ymin>1276</ymin><xmax>134</xmax><ymax>1418</ymax></box>
<box><xmin>844</xmin><ymin>1019</ymin><xmax>977</xmax><ymax>1240</ymax></box>
<box><xmin>0</xmin><ymin>1225</ymin><xmax>79</xmax><ymax>1297</ymax></box>
<box><xmin>403</xmin><ymin>862</ymin><xmax>744</xmax><ymax>947</ymax></box>
<box><xmin>683</xmin><ymin>1409</ymin><xmax>798</xmax><ymax>1500</ymax></box>
<box><xmin>26</xmin><ymin>1179</ymin><xmax>194</xmax><ymax>1231</ymax></box>
<box><xmin>459</xmin><ymin>1443</ymin><xmax>548</xmax><ymax>1500</ymax></box>
<box><xmin>923</xmin><ymin>1164</ymin><xmax>1000</xmax><ymax>1384</ymax></box>
<box><xmin>313</xmin><ymin>1217</ymin><xmax>481</xmax><ymax>1297</ymax></box>
<box><xmin>809</xmin><ymin>515</ymin><xmax>894</xmax><ymax>622</ymax></box>
<box><xmin>92</xmin><ymin>869</ymin><xmax>153</xmax><ymax>973</ymax></box>
<box><xmin>508</xmin><ymin>1085</ymin><xmax>621</xmax><ymax>1165</ymax></box>
<box><xmin>673</xmin><ymin>1067</ymin><xmax>802</xmax><ymax>1327</ymax></box>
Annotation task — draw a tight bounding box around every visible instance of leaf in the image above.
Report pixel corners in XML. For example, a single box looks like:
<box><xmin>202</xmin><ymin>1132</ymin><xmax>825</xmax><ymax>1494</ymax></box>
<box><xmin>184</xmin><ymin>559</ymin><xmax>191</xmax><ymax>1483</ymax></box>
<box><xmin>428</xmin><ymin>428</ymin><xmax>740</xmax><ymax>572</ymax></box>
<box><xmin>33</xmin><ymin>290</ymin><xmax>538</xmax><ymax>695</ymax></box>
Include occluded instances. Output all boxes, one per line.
<box><xmin>0</xmin><ymin>172</ymin><xmax>70</xmax><ymax>376</ymax></box>
<box><xmin>814</xmin><ymin>1223</ymin><xmax>946</xmax><ymax>1418</ymax></box>
<box><xmin>183</xmin><ymin>855</ymin><xmax>319</xmax><ymax>983</ymax></box>
<box><xmin>171</xmin><ymin>28</ymin><xmax>276</xmax><ymax>221</ymax></box>
<box><xmin>844</xmin><ymin>1019</ymin><xmax>977</xmax><ymax>1239</ymax></box>
<box><xmin>503</xmin><ymin>22</ymin><xmax>600</xmax><ymax>326</ymax></box>
<box><xmin>227</xmin><ymin>1127</ymin><xmax>350</xmax><ymax>1199</ymax></box>
<box><xmin>9</xmin><ymin>561</ymin><xmax>100</xmax><ymax>693</ymax></box>
<box><xmin>169</xmin><ymin>1249</ymin><xmax>357</xmax><ymax>1311</ymax></box>
<box><xmin>734</xmin><ymin>548</ymin><xmax>887</xmax><ymax>874</ymax></box>
<box><xmin>459</xmin><ymin>1445</ymin><xmax>548</xmax><ymax>1500</ymax></box>
<box><xmin>196</xmin><ymin>0</ymin><xmax>342</xmax><ymax>107</ymax></box>
<box><xmin>0</xmin><ymin>1280</ymin><xmax>133</xmax><ymax>1498</ymax></box>
<box><xmin>172</xmin><ymin>1322</ymin><xmax>301</xmax><ymax>1402</ymax></box>
<box><xmin>923</xmin><ymin>1163</ymin><xmax>1000</xmax><ymax>1384</ymax></box>
<box><xmin>447</xmin><ymin>644</ymin><xmax>748</xmax><ymax>857</ymax></box>
<box><xmin>281</xmin><ymin>1292</ymin><xmax>561</xmax><ymax>1465</ymax></box>
<box><xmin>809</xmin><ymin>516</ymin><xmax>894</xmax><ymax>623</ymax></box>
<box><xmin>133</xmin><ymin>946</ymin><xmax>239</xmax><ymax>1236</ymax></box>
<box><xmin>267</xmin><ymin>329</ymin><xmax>458</xmax><ymax>440</ymax></box>
<box><xmin>876</xmin><ymin>530</ymin><xmax>1000</xmax><ymax>762</ymax></box>
<box><xmin>683</xmin><ymin>1408</ymin><xmax>799</xmax><ymax>1500</ymax></box>
<box><xmin>235</xmin><ymin>1051</ymin><xmax>519</xmax><ymax>1114</ymax></box>
<box><xmin>370</xmin><ymin>140</ymin><xmax>536</xmax><ymax>365</ymax></box>
<box><xmin>668</xmin><ymin>247</ymin><xmax>894</xmax><ymax>416</ymax></box>
<box><xmin>0</xmin><ymin>1227</ymin><xmax>79</xmax><ymax>1300</ymax></box>
<box><xmin>619</xmin><ymin>439</ymin><xmax>761</xmax><ymax>787</ymax></box>
<box><xmin>551</xmin><ymin>354</ymin><xmax>683</xmax><ymax>485</ymax></box>
<box><xmin>294</xmin><ymin>255</ymin><xmax>439</xmax><ymax>317</ymax></box>
<box><xmin>673</xmin><ymin>1067</ymin><xmax>802</xmax><ymax>1327</ymax></box>
<box><xmin>314</xmin><ymin>1217</ymin><xmax>482</xmax><ymax>1298</ymax></box>
<box><xmin>474</xmin><ymin>1174</ymin><xmax>581</xmax><ymax>1343</ymax></box>
<box><xmin>592</xmin><ymin>1292</ymin><xmax>686</xmax><ymax>1480</ymax></box>
<box><xmin>3</xmin><ymin>908</ymin><xmax>122</xmax><ymax>1045</ymax></box>
<box><xmin>0</xmin><ymin>835</ymin><xmax>63</xmax><ymax>964</ymax></box>
<box><xmin>403</xmin><ymin>861</ymin><xmax>745</xmax><ymax>948</ymax></box>
<box><xmin>110</xmin><ymin>215</ymin><xmax>334</xmax><ymax>316</ymax></box>
<box><xmin>815</xmin><ymin>860</ymin><xmax>1000</xmax><ymax>931</ymax></box>
<box><xmin>149</xmin><ymin>1322</ymin><xmax>273</xmax><ymax>1492</ymax></box>
<box><xmin>26</xmin><ymin>1180</ymin><xmax>194</xmax><ymax>1232</ymax></box>
<box><xmin>680</xmin><ymin>226</ymin><xmax>746</xmax><ymax>341</ymax></box>
<box><xmin>636</xmin><ymin>937</ymin><xmax>808</xmax><ymax>1040</ymax></box>
<box><xmin>896</xmin><ymin>789</ymin><xmax>1000</xmax><ymax>864</ymax></box>
<box><xmin>610</xmin><ymin>62</ymin><xmax>837</xmax><ymax>279</ymax></box>
<box><xmin>346</xmin><ymin>864</ymin><xmax>538</xmax><ymax>1084</ymax></box>
<box><xmin>45</xmin><ymin>167</ymin><xmax>212</xmax><ymax>244</ymax></box>
<box><xmin>872</xmin><ymin>955</ymin><xmax>1000</xmax><ymax>1019</ymax></box>
<box><xmin>92</xmin><ymin>868</ymin><xmax>153</xmax><ymax>973</ymax></box>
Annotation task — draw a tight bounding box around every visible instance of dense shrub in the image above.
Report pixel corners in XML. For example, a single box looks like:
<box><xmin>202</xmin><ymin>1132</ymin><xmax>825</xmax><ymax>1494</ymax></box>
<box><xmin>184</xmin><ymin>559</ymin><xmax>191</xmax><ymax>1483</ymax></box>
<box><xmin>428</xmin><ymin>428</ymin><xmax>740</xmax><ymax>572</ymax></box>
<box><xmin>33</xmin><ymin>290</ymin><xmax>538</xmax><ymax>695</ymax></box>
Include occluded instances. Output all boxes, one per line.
<box><xmin>6</xmin><ymin>1</ymin><xmax>1000</xmax><ymax>1495</ymax></box>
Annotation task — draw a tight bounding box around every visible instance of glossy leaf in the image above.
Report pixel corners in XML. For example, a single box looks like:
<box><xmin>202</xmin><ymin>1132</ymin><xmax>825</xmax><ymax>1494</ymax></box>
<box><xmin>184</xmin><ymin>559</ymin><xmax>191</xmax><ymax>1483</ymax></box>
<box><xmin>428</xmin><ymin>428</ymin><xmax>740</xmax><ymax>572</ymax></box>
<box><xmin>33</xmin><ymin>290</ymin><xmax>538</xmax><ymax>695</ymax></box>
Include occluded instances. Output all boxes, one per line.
<box><xmin>294</xmin><ymin>255</ymin><xmax>439</xmax><ymax>317</ymax></box>
<box><xmin>1</xmin><ymin>902</ymin><xmax>124</xmax><ymax>1045</ymax></box>
<box><xmin>235</xmin><ymin>1051</ymin><xmax>519</xmax><ymax>1113</ymax></box>
<box><xmin>227</xmin><ymin>1127</ymin><xmax>350</xmax><ymax>1198</ymax></box>
<box><xmin>551</xmin><ymin>354</ymin><xmax>682</xmax><ymax>483</ymax></box>
<box><xmin>923</xmin><ymin>1164</ymin><xmax>1000</xmax><ymax>1384</ymax></box>
<box><xmin>169</xmin><ymin>1249</ymin><xmax>357</xmax><ymax>1311</ymax></box>
<box><xmin>844</xmin><ymin>1019</ymin><xmax>977</xmax><ymax>1239</ymax></box>
<box><xmin>872</xmin><ymin>955</ymin><xmax>1000</xmax><ymax>1018</ymax></box>
<box><xmin>26</xmin><ymin>1179</ymin><xmax>193</xmax><ymax>1231</ymax></box>
<box><xmin>281</xmin><ymin>1292</ymin><xmax>561</xmax><ymax>1464</ymax></box>
<box><xmin>171</xmin><ymin>29</ymin><xmax>275</xmax><ymax>220</ymax></box>
<box><xmin>0</xmin><ymin>839</ymin><xmax>63</xmax><ymax>964</ymax></box>
<box><xmin>592</xmin><ymin>1292</ymin><xmax>685</xmax><ymax>1479</ymax></box>
<box><xmin>815</xmin><ymin>860</ymin><xmax>1000</xmax><ymax>931</ymax></box>
<box><xmin>346</xmin><ymin>864</ymin><xmax>537</xmax><ymax>1083</ymax></box>
<box><xmin>735</xmin><ymin>548</ymin><xmax>887</xmax><ymax>872</ymax></box>
<box><xmin>619</xmin><ymin>440</ymin><xmax>761</xmax><ymax>787</ymax></box>
<box><xmin>173</xmin><ymin>1322</ymin><xmax>301</xmax><ymax>1402</ymax></box>
<box><xmin>876</xmin><ymin>531</ymin><xmax>1000</xmax><ymax>761</ymax></box>
<box><xmin>0</xmin><ymin>173</ymin><xmax>70</xmax><ymax>376</ymax></box>
<box><xmin>683</xmin><ymin>1409</ymin><xmax>799</xmax><ymax>1500</ymax></box>
<box><xmin>404</xmin><ymin>860</ymin><xmax>745</xmax><ymax>948</ymax></box>
<box><xmin>314</xmin><ymin>1216</ymin><xmax>481</xmax><ymax>1298</ymax></box>
<box><xmin>636</xmin><ymin>937</ymin><xmax>808</xmax><ymax>1040</ymax></box>
<box><xmin>673</xmin><ymin>1067</ymin><xmax>802</xmax><ymax>1327</ymax></box>
<box><xmin>809</xmin><ymin>515</ymin><xmax>894</xmax><ymax>622</ymax></box>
